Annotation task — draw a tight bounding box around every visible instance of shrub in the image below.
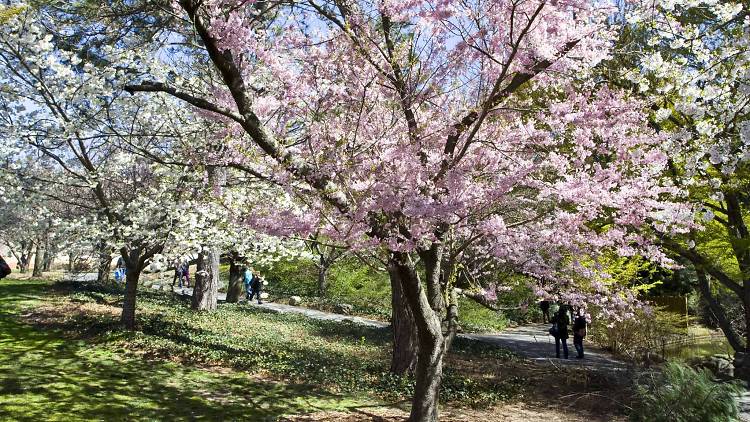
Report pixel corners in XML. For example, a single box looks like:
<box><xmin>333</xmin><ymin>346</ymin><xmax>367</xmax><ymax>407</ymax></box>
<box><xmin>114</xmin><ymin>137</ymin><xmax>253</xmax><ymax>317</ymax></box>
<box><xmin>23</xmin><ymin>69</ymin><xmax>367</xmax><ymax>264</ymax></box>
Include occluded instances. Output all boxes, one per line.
<box><xmin>589</xmin><ymin>307</ymin><xmax>687</xmax><ymax>363</ymax></box>
<box><xmin>630</xmin><ymin>361</ymin><xmax>743</xmax><ymax>422</ymax></box>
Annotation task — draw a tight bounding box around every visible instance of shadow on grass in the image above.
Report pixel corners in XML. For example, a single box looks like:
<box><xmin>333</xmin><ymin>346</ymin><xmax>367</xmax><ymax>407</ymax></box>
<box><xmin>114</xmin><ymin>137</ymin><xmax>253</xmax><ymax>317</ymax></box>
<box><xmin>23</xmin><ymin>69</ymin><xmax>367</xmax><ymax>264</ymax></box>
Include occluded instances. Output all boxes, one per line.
<box><xmin>0</xmin><ymin>279</ymin><xmax>368</xmax><ymax>421</ymax></box>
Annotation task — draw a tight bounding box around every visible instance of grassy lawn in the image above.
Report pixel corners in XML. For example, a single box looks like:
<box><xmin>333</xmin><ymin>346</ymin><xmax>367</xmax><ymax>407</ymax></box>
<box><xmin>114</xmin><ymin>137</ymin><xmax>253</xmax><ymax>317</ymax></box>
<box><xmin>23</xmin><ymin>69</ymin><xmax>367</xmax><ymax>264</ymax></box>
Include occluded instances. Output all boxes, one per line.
<box><xmin>0</xmin><ymin>278</ymin><xmax>377</xmax><ymax>421</ymax></box>
<box><xmin>0</xmin><ymin>277</ymin><xmax>633</xmax><ymax>421</ymax></box>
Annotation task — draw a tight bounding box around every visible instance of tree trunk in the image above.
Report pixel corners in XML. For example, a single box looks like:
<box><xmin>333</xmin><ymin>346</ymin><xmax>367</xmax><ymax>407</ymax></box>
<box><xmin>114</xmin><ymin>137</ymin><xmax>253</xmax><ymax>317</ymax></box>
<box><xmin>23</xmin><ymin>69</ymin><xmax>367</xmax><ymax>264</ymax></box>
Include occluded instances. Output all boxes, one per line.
<box><xmin>191</xmin><ymin>247</ymin><xmax>220</xmax><ymax>311</ymax></box>
<box><xmin>19</xmin><ymin>241</ymin><xmax>33</xmax><ymax>273</ymax></box>
<box><xmin>696</xmin><ymin>268</ymin><xmax>744</xmax><ymax>352</ymax></box>
<box><xmin>389</xmin><ymin>261</ymin><xmax>418</xmax><ymax>374</ymax></box>
<box><xmin>42</xmin><ymin>239</ymin><xmax>54</xmax><ymax>271</ymax></box>
<box><xmin>191</xmin><ymin>165</ymin><xmax>225</xmax><ymax>311</ymax></box>
<box><xmin>32</xmin><ymin>241</ymin><xmax>44</xmax><ymax>277</ymax></box>
<box><xmin>121</xmin><ymin>260</ymin><xmax>142</xmax><ymax>329</ymax></box>
<box><xmin>96</xmin><ymin>246</ymin><xmax>111</xmax><ymax>284</ymax></box>
<box><xmin>67</xmin><ymin>252</ymin><xmax>76</xmax><ymax>271</ymax></box>
<box><xmin>393</xmin><ymin>252</ymin><xmax>445</xmax><ymax>422</ymax></box>
<box><xmin>226</xmin><ymin>256</ymin><xmax>244</xmax><ymax>303</ymax></box>
<box><xmin>317</xmin><ymin>260</ymin><xmax>329</xmax><ymax>297</ymax></box>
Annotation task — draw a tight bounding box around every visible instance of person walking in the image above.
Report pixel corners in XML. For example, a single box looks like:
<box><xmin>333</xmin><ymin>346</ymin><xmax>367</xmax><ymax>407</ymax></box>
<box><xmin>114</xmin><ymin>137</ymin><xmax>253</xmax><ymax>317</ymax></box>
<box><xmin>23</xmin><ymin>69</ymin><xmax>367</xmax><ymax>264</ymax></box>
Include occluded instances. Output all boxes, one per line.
<box><xmin>248</xmin><ymin>272</ymin><xmax>264</xmax><ymax>304</ymax></box>
<box><xmin>171</xmin><ymin>260</ymin><xmax>181</xmax><ymax>287</ymax></box>
<box><xmin>115</xmin><ymin>256</ymin><xmax>127</xmax><ymax>283</ymax></box>
<box><xmin>551</xmin><ymin>305</ymin><xmax>570</xmax><ymax>359</ymax></box>
<box><xmin>180</xmin><ymin>261</ymin><xmax>190</xmax><ymax>288</ymax></box>
<box><xmin>573</xmin><ymin>308</ymin><xmax>587</xmax><ymax>359</ymax></box>
<box><xmin>243</xmin><ymin>266</ymin><xmax>255</xmax><ymax>301</ymax></box>
<box><xmin>539</xmin><ymin>300</ymin><xmax>550</xmax><ymax>323</ymax></box>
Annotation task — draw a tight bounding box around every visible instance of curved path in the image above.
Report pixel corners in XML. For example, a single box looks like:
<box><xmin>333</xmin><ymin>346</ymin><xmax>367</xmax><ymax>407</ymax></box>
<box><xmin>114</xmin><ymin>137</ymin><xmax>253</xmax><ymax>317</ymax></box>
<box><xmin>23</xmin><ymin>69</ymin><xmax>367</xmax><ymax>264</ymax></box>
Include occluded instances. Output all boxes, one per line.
<box><xmin>153</xmin><ymin>283</ymin><xmax>625</xmax><ymax>370</ymax></box>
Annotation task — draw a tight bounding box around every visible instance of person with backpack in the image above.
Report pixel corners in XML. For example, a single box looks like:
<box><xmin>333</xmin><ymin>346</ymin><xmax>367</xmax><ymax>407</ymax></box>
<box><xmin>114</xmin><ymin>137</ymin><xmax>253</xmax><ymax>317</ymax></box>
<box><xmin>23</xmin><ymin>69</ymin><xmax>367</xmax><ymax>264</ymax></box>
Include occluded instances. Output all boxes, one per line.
<box><xmin>550</xmin><ymin>305</ymin><xmax>570</xmax><ymax>359</ymax></box>
<box><xmin>0</xmin><ymin>254</ymin><xmax>12</xmax><ymax>279</ymax></box>
<box><xmin>572</xmin><ymin>308</ymin><xmax>587</xmax><ymax>359</ymax></box>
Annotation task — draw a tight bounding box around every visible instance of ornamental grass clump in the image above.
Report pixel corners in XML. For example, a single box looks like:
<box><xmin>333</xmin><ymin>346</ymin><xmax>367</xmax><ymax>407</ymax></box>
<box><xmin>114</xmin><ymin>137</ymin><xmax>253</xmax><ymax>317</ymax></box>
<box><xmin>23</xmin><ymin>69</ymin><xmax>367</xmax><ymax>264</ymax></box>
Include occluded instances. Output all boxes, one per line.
<box><xmin>630</xmin><ymin>361</ymin><xmax>744</xmax><ymax>422</ymax></box>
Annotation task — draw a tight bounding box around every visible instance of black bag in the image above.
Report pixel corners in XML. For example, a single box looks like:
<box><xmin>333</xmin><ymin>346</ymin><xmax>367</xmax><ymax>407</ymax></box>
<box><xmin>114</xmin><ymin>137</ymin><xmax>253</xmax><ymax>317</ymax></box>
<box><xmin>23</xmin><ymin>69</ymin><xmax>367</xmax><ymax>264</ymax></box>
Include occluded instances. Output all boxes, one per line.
<box><xmin>0</xmin><ymin>256</ymin><xmax>12</xmax><ymax>279</ymax></box>
<box><xmin>548</xmin><ymin>322</ymin><xmax>558</xmax><ymax>336</ymax></box>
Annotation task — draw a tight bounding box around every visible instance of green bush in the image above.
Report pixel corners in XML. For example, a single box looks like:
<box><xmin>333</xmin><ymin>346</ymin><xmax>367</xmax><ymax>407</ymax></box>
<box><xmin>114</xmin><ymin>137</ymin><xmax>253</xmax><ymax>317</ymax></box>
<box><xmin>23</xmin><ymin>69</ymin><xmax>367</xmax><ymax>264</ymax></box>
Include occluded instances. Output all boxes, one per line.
<box><xmin>589</xmin><ymin>307</ymin><xmax>688</xmax><ymax>362</ymax></box>
<box><xmin>457</xmin><ymin>297</ymin><xmax>508</xmax><ymax>333</ymax></box>
<box><xmin>630</xmin><ymin>361</ymin><xmax>744</xmax><ymax>422</ymax></box>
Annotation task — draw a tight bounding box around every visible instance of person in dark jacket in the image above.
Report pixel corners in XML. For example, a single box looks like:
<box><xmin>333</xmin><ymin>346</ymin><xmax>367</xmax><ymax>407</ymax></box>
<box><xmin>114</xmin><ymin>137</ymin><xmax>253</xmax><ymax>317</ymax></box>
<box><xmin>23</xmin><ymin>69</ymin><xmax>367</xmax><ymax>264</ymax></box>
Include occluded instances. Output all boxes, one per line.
<box><xmin>248</xmin><ymin>272</ymin><xmax>264</xmax><ymax>304</ymax></box>
<box><xmin>540</xmin><ymin>300</ymin><xmax>550</xmax><ymax>323</ymax></box>
<box><xmin>551</xmin><ymin>305</ymin><xmax>570</xmax><ymax>359</ymax></box>
<box><xmin>572</xmin><ymin>308</ymin><xmax>587</xmax><ymax>359</ymax></box>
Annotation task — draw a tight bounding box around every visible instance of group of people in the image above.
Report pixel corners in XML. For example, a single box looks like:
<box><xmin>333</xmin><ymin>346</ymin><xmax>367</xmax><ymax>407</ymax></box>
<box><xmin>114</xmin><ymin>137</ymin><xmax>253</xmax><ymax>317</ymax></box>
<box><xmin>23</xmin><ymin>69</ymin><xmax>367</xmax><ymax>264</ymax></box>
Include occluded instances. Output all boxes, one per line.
<box><xmin>171</xmin><ymin>260</ymin><xmax>190</xmax><ymax>288</ymax></box>
<box><xmin>541</xmin><ymin>301</ymin><xmax>588</xmax><ymax>359</ymax></box>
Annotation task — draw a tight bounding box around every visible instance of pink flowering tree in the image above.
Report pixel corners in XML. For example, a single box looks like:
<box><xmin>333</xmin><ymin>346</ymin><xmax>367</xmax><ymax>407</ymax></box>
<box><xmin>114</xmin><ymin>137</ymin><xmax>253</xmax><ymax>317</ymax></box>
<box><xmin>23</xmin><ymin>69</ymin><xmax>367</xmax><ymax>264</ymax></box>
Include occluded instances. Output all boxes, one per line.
<box><xmin>124</xmin><ymin>1</ymin><xmax>689</xmax><ymax>419</ymax></box>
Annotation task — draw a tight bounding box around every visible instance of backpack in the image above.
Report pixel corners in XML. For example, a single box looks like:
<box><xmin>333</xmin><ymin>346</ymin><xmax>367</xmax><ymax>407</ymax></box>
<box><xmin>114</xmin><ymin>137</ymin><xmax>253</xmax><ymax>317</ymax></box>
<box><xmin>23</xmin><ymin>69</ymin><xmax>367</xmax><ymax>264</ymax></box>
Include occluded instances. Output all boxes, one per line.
<box><xmin>0</xmin><ymin>256</ymin><xmax>11</xmax><ymax>279</ymax></box>
<box><xmin>548</xmin><ymin>322</ymin><xmax>558</xmax><ymax>337</ymax></box>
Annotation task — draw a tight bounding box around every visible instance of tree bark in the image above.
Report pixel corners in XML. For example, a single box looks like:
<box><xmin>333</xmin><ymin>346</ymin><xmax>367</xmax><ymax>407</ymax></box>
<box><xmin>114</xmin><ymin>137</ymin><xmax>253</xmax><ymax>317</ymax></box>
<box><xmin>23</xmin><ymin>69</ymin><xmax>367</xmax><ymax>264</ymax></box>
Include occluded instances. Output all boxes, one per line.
<box><xmin>121</xmin><ymin>258</ymin><xmax>142</xmax><ymax>329</ymax></box>
<box><xmin>67</xmin><ymin>252</ymin><xmax>76</xmax><ymax>271</ymax></box>
<box><xmin>696</xmin><ymin>268</ymin><xmax>744</xmax><ymax>352</ymax></box>
<box><xmin>191</xmin><ymin>165</ymin><xmax>225</xmax><ymax>311</ymax></box>
<box><xmin>226</xmin><ymin>255</ymin><xmax>244</xmax><ymax>303</ymax></box>
<box><xmin>191</xmin><ymin>247</ymin><xmax>221</xmax><ymax>311</ymax></box>
<box><xmin>389</xmin><ymin>261</ymin><xmax>418</xmax><ymax>374</ymax></box>
<box><xmin>393</xmin><ymin>252</ymin><xmax>445</xmax><ymax>422</ymax></box>
<box><xmin>32</xmin><ymin>241</ymin><xmax>44</xmax><ymax>277</ymax></box>
<box><xmin>317</xmin><ymin>260</ymin><xmax>329</xmax><ymax>297</ymax></box>
<box><xmin>96</xmin><ymin>245</ymin><xmax>111</xmax><ymax>284</ymax></box>
<box><xmin>42</xmin><ymin>245</ymin><xmax>53</xmax><ymax>271</ymax></box>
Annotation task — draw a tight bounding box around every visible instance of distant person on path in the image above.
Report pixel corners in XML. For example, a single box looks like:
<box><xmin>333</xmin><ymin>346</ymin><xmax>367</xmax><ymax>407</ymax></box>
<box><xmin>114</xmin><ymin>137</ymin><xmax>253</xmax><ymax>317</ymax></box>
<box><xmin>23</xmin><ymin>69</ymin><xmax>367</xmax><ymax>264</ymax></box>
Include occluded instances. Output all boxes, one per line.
<box><xmin>171</xmin><ymin>260</ymin><xmax>189</xmax><ymax>288</ymax></box>
<box><xmin>573</xmin><ymin>308</ymin><xmax>587</xmax><ymax>359</ymax></box>
<box><xmin>550</xmin><ymin>305</ymin><xmax>570</xmax><ymax>359</ymax></box>
<box><xmin>115</xmin><ymin>256</ymin><xmax>127</xmax><ymax>283</ymax></box>
<box><xmin>539</xmin><ymin>300</ymin><xmax>550</xmax><ymax>323</ymax></box>
<box><xmin>180</xmin><ymin>262</ymin><xmax>190</xmax><ymax>288</ymax></box>
<box><xmin>243</xmin><ymin>266</ymin><xmax>255</xmax><ymax>301</ymax></box>
<box><xmin>248</xmin><ymin>272</ymin><xmax>264</xmax><ymax>304</ymax></box>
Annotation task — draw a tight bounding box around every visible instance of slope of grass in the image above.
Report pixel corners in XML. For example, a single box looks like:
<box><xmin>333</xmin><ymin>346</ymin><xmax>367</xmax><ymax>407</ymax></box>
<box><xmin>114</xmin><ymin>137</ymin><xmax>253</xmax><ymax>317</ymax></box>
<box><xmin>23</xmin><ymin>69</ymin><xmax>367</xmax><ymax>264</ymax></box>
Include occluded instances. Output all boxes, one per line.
<box><xmin>5</xmin><ymin>278</ymin><xmax>522</xmax><ymax>414</ymax></box>
<box><xmin>0</xmin><ymin>278</ymin><xmax>377</xmax><ymax>421</ymax></box>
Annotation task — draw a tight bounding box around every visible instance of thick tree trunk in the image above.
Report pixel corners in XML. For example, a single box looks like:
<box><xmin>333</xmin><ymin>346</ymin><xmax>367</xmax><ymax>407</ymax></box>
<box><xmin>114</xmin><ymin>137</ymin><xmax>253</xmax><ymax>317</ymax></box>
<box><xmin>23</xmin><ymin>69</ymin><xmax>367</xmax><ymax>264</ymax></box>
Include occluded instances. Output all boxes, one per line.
<box><xmin>696</xmin><ymin>268</ymin><xmax>744</xmax><ymax>352</ymax></box>
<box><xmin>389</xmin><ymin>262</ymin><xmax>418</xmax><ymax>374</ymax></box>
<box><xmin>121</xmin><ymin>262</ymin><xmax>142</xmax><ymax>329</ymax></box>
<box><xmin>226</xmin><ymin>256</ymin><xmax>244</xmax><ymax>303</ymax></box>
<box><xmin>32</xmin><ymin>241</ymin><xmax>44</xmax><ymax>277</ymax></box>
<box><xmin>191</xmin><ymin>165</ymin><xmax>225</xmax><ymax>310</ymax></box>
<box><xmin>191</xmin><ymin>247</ymin><xmax>220</xmax><ymax>311</ymax></box>
<box><xmin>393</xmin><ymin>252</ymin><xmax>445</xmax><ymax>422</ymax></box>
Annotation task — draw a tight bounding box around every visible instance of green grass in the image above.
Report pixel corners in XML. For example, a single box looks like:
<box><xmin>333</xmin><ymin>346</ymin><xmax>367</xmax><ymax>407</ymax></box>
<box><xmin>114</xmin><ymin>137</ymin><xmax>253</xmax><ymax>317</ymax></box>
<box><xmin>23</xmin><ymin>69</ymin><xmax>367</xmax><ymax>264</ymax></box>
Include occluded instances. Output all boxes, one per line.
<box><xmin>0</xmin><ymin>279</ymin><xmax>378</xmax><ymax>421</ymax></box>
<box><xmin>3</xmin><ymin>278</ymin><xmax>522</xmax><ymax>414</ymax></box>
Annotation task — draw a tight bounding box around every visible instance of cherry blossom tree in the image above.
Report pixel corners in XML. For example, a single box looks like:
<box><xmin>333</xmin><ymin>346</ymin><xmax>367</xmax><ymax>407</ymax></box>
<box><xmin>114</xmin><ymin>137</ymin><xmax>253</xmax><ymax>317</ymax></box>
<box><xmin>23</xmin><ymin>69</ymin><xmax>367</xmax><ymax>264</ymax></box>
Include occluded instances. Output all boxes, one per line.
<box><xmin>0</xmin><ymin>3</ymin><xmax>213</xmax><ymax>328</ymax></box>
<box><xmin>119</xmin><ymin>0</ymin><xmax>696</xmax><ymax>419</ymax></box>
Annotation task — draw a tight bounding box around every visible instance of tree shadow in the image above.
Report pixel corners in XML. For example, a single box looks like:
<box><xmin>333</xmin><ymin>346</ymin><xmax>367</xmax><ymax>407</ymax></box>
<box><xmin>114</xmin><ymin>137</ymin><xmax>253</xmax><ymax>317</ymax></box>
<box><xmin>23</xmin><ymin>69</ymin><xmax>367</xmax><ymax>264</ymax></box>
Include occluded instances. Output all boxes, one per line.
<box><xmin>0</xmin><ymin>280</ymin><xmax>365</xmax><ymax>421</ymax></box>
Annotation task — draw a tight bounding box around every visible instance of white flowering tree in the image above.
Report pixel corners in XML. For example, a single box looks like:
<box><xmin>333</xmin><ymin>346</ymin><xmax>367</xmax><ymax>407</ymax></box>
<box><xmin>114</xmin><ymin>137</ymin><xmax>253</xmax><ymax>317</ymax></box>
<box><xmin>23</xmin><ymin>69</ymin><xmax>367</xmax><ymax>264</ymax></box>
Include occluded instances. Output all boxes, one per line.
<box><xmin>613</xmin><ymin>0</ymin><xmax>750</xmax><ymax>361</ymax></box>
<box><xmin>0</xmin><ymin>3</ymin><xmax>211</xmax><ymax>327</ymax></box>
